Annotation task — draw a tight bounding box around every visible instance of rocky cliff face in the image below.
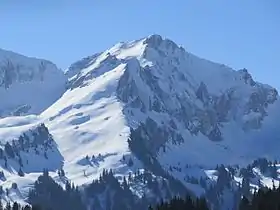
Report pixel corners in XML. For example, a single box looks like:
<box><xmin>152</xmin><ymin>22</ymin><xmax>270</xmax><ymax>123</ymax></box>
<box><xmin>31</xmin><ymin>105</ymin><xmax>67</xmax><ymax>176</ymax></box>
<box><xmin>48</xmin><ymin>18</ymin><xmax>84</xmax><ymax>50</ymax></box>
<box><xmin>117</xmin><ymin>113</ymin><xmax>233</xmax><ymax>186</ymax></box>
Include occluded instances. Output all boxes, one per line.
<box><xmin>0</xmin><ymin>48</ymin><xmax>66</xmax><ymax>117</ymax></box>
<box><xmin>114</xmin><ymin>35</ymin><xmax>278</xmax><ymax>144</ymax></box>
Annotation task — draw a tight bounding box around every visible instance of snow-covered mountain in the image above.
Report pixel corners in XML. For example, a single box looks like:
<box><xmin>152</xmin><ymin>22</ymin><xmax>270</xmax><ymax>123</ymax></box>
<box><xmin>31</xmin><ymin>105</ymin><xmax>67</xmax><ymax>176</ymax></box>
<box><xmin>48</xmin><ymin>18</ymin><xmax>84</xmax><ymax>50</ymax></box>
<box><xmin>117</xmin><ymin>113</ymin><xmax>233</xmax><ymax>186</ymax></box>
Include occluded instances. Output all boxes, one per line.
<box><xmin>0</xmin><ymin>48</ymin><xmax>66</xmax><ymax>117</ymax></box>
<box><xmin>0</xmin><ymin>35</ymin><xmax>279</xmax><ymax>209</ymax></box>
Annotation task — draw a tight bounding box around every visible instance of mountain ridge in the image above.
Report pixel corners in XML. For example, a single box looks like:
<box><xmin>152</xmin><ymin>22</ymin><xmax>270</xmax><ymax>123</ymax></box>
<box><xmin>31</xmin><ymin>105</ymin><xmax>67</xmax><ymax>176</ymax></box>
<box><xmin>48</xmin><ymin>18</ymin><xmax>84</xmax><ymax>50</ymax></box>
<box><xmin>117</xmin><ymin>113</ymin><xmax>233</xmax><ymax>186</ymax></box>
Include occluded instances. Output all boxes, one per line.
<box><xmin>0</xmin><ymin>34</ymin><xmax>279</xmax><ymax>209</ymax></box>
<box><xmin>0</xmin><ymin>47</ymin><xmax>66</xmax><ymax>118</ymax></box>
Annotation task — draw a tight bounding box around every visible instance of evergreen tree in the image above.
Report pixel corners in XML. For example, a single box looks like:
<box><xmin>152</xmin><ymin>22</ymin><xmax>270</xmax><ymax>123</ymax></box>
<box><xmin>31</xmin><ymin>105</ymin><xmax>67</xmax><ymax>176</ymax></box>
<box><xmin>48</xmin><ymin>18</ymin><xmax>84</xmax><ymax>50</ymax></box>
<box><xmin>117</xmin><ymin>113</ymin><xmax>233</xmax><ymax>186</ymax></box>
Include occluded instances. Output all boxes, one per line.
<box><xmin>128</xmin><ymin>172</ymin><xmax>132</xmax><ymax>183</ymax></box>
<box><xmin>270</xmin><ymin>162</ymin><xmax>278</xmax><ymax>179</ymax></box>
<box><xmin>122</xmin><ymin>176</ymin><xmax>129</xmax><ymax>190</ymax></box>
<box><xmin>18</xmin><ymin>167</ymin><xmax>25</xmax><ymax>177</ymax></box>
<box><xmin>31</xmin><ymin>204</ymin><xmax>41</xmax><ymax>210</ymax></box>
<box><xmin>4</xmin><ymin>142</ymin><xmax>15</xmax><ymax>159</ymax></box>
<box><xmin>216</xmin><ymin>165</ymin><xmax>231</xmax><ymax>191</ymax></box>
<box><xmin>0</xmin><ymin>149</ymin><xmax>4</xmax><ymax>159</ymax></box>
<box><xmin>28</xmin><ymin>171</ymin><xmax>86</xmax><ymax>210</ymax></box>
<box><xmin>60</xmin><ymin>168</ymin><xmax>65</xmax><ymax>177</ymax></box>
<box><xmin>238</xmin><ymin>183</ymin><xmax>280</xmax><ymax>210</ymax></box>
<box><xmin>22</xmin><ymin>205</ymin><xmax>31</xmax><ymax>210</ymax></box>
<box><xmin>18</xmin><ymin>156</ymin><xmax>23</xmax><ymax>167</ymax></box>
<box><xmin>241</xmin><ymin>177</ymin><xmax>251</xmax><ymax>197</ymax></box>
<box><xmin>11</xmin><ymin>202</ymin><xmax>19</xmax><ymax>210</ymax></box>
<box><xmin>239</xmin><ymin>196</ymin><xmax>250</xmax><ymax>210</ymax></box>
<box><xmin>0</xmin><ymin>171</ymin><xmax>5</xmax><ymax>180</ymax></box>
<box><xmin>65</xmin><ymin>180</ymin><xmax>71</xmax><ymax>192</ymax></box>
<box><xmin>196</xmin><ymin>197</ymin><xmax>209</xmax><ymax>210</ymax></box>
<box><xmin>44</xmin><ymin>151</ymin><xmax>48</xmax><ymax>159</ymax></box>
<box><xmin>5</xmin><ymin>202</ymin><xmax>11</xmax><ymax>210</ymax></box>
<box><xmin>42</xmin><ymin>168</ymin><xmax>49</xmax><ymax>177</ymax></box>
<box><xmin>4</xmin><ymin>159</ymin><xmax>8</xmax><ymax>168</ymax></box>
<box><xmin>12</xmin><ymin>182</ymin><xmax>18</xmax><ymax>190</ymax></box>
<box><xmin>151</xmin><ymin>195</ymin><xmax>210</xmax><ymax>210</ymax></box>
<box><xmin>18</xmin><ymin>135</ymin><xmax>24</xmax><ymax>150</ymax></box>
<box><xmin>128</xmin><ymin>157</ymin><xmax>134</xmax><ymax>167</ymax></box>
<box><xmin>0</xmin><ymin>186</ymin><xmax>3</xmax><ymax>195</ymax></box>
<box><xmin>85</xmin><ymin>169</ymin><xmax>136</xmax><ymax>210</ymax></box>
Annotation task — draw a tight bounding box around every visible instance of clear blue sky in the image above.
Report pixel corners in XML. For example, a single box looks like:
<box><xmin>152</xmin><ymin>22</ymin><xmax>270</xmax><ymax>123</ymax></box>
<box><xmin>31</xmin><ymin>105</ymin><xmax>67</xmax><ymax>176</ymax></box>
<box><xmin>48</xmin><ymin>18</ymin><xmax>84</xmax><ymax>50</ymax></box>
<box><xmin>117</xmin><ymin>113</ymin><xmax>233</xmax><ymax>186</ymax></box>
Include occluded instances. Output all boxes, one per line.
<box><xmin>0</xmin><ymin>1</ymin><xmax>279</xmax><ymax>89</ymax></box>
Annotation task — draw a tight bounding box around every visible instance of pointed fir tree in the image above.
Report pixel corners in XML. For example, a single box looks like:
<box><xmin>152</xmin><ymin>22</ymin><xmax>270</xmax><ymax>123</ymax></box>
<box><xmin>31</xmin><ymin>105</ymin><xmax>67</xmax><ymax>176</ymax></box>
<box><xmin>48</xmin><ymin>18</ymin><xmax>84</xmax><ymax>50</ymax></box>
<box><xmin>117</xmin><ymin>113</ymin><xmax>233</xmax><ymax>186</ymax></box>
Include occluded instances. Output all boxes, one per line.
<box><xmin>128</xmin><ymin>158</ymin><xmax>134</xmax><ymax>167</ymax></box>
<box><xmin>122</xmin><ymin>176</ymin><xmax>129</xmax><ymax>191</ymax></box>
<box><xmin>60</xmin><ymin>168</ymin><xmax>65</xmax><ymax>177</ymax></box>
<box><xmin>4</xmin><ymin>159</ymin><xmax>8</xmax><ymax>168</ymax></box>
<box><xmin>22</xmin><ymin>205</ymin><xmax>31</xmax><ymax>210</ymax></box>
<box><xmin>18</xmin><ymin>156</ymin><xmax>23</xmax><ymax>167</ymax></box>
<box><xmin>42</xmin><ymin>168</ymin><xmax>49</xmax><ymax>177</ymax></box>
<box><xmin>11</xmin><ymin>202</ymin><xmax>19</xmax><ymax>210</ymax></box>
<box><xmin>241</xmin><ymin>177</ymin><xmax>251</xmax><ymax>197</ymax></box>
<box><xmin>270</xmin><ymin>161</ymin><xmax>278</xmax><ymax>179</ymax></box>
<box><xmin>18</xmin><ymin>167</ymin><xmax>24</xmax><ymax>177</ymax></box>
<box><xmin>44</xmin><ymin>151</ymin><xmax>48</xmax><ymax>159</ymax></box>
<box><xmin>4</xmin><ymin>142</ymin><xmax>15</xmax><ymax>159</ymax></box>
<box><xmin>65</xmin><ymin>180</ymin><xmax>71</xmax><ymax>192</ymax></box>
<box><xmin>0</xmin><ymin>149</ymin><xmax>4</xmax><ymax>159</ymax></box>
<box><xmin>239</xmin><ymin>196</ymin><xmax>250</xmax><ymax>210</ymax></box>
<box><xmin>0</xmin><ymin>186</ymin><xmax>3</xmax><ymax>195</ymax></box>
<box><xmin>11</xmin><ymin>182</ymin><xmax>17</xmax><ymax>190</ymax></box>
<box><xmin>0</xmin><ymin>171</ymin><xmax>4</xmax><ymax>180</ymax></box>
<box><xmin>4</xmin><ymin>202</ymin><xmax>11</xmax><ymax>210</ymax></box>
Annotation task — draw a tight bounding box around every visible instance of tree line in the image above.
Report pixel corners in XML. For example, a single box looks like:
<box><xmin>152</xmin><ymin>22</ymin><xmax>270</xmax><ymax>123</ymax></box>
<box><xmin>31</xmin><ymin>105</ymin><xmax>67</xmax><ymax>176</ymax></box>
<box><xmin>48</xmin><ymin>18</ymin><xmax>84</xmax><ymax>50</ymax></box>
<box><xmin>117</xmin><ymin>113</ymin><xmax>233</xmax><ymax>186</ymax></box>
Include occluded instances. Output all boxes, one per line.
<box><xmin>239</xmin><ymin>183</ymin><xmax>280</xmax><ymax>210</ymax></box>
<box><xmin>149</xmin><ymin>196</ymin><xmax>209</xmax><ymax>210</ymax></box>
<box><xmin>0</xmin><ymin>201</ymin><xmax>41</xmax><ymax>210</ymax></box>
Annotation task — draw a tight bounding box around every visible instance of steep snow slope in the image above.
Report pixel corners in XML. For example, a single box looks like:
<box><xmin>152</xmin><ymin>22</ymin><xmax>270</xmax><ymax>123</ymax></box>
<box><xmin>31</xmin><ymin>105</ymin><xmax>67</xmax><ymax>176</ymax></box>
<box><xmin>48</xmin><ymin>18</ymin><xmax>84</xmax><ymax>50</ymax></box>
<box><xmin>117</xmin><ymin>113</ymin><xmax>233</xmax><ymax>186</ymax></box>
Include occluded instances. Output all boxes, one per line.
<box><xmin>42</xmin><ymin>62</ymin><xmax>139</xmax><ymax>186</ymax></box>
<box><xmin>0</xmin><ymin>35</ymin><xmax>279</xmax><ymax>208</ymax></box>
<box><xmin>0</xmin><ymin>48</ymin><xmax>66</xmax><ymax>117</ymax></box>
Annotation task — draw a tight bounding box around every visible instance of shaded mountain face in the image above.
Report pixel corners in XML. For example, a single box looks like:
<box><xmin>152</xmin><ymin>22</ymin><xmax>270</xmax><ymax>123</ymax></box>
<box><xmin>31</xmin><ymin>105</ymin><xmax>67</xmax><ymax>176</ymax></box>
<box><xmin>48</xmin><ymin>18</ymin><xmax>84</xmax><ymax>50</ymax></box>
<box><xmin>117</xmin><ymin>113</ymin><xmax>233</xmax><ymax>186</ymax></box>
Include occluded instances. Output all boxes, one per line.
<box><xmin>0</xmin><ymin>48</ymin><xmax>66</xmax><ymax>117</ymax></box>
<box><xmin>0</xmin><ymin>35</ymin><xmax>280</xmax><ymax>209</ymax></box>
<box><xmin>0</xmin><ymin>123</ymin><xmax>63</xmax><ymax>173</ymax></box>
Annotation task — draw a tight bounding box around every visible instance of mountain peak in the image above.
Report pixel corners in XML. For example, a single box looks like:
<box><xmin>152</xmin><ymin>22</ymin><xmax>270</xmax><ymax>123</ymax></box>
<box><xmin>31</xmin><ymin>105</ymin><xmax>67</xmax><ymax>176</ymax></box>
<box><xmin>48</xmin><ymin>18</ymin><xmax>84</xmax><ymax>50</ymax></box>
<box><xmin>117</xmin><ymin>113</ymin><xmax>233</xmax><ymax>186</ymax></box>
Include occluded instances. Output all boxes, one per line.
<box><xmin>0</xmin><ymin>48</ymin><xmax>66</xmax><ymax>117</ymax></box>
<box><xmin>144</xmin><ymin>34</ymin><xmax>178</xmax><ymax>50</ymax></box>
<box><xmin>144</xmin><ymin>34</ymin><xmax>163</xmax><ymax>45</ymax></box>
